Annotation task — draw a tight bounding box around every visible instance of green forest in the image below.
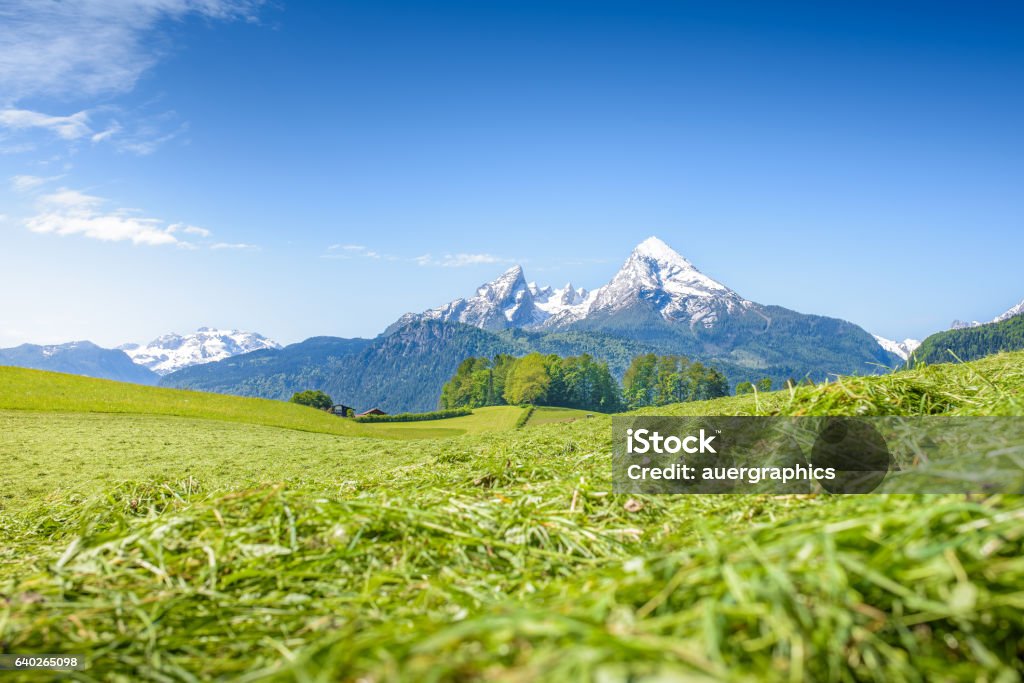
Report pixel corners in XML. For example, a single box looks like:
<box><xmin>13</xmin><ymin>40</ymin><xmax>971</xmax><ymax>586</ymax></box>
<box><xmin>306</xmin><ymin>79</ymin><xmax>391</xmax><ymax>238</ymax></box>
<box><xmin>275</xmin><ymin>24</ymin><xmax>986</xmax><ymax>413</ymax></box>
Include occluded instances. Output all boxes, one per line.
<box><xmin>912</xmin><ymin>313</ymin><xmax>1024</xmax><ymax>365</ymax></box>
<box><xmin>440</xmin><ymin>352</ymin><xmax>730</xmax><ymax>412</ymax></box>
<box><xmin>620</xmin><ymin>353</ymin><xmax>730</xmax><ymax>408</ymax></box>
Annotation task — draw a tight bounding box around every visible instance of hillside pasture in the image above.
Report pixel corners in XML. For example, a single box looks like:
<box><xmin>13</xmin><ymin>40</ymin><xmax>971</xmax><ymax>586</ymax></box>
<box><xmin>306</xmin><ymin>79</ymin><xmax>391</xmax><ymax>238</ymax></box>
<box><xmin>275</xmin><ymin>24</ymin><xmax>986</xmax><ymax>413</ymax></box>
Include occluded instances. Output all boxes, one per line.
<box><xmin>358</xmin><ymin>405</ymin><xmax>528</xmax><ymax>437</ymax></box>
<box><xmin>524</xmin><ymin>405</ymin><xmax>598</xmax><ymax>426</ymax></box>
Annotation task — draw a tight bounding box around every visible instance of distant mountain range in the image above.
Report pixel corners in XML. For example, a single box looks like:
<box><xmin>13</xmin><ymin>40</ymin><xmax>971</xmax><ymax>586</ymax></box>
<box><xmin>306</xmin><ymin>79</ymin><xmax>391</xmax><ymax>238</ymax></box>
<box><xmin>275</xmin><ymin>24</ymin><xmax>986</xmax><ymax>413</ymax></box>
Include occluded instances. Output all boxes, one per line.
<box><xmin>0</xmin><ymin>341</ymin><xmax>158</xmax><ymax>385</ymax></box>
<box><xmin>951</xmin><ymin>299</ymin><xmax>1024</xmax><ymax>330</ymax></box>
<box><xmin>162</xmin><ymin>237</ymin><xmax>902</xmax><ymax>411</ymax></box>
<box><xmin>119</xmin><ymin>328</ymin><xmax>281</xmax><ymax>375</ymax></box>
<box><xmin>0</xmin><ymin>329</ymin><xmax>280</xmax><ymax>386</ymax></box>
<box><xmin>880</xmin><ymin>298</ymin><xmax>1024</xmax><ymax>365</ymax></box>
<box><xmin>5</xmin><ymin>238</ymin><xmax>1021</xmax><ymax>412</ymax></box>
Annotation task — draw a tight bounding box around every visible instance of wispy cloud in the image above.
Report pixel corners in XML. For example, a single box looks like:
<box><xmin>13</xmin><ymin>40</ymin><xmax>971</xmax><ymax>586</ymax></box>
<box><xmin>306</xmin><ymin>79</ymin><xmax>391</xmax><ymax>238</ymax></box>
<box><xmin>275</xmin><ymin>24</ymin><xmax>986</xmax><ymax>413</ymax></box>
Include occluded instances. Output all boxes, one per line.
<box><xmin>0</xmin><ymin>105</ymin><xmax>189</xmax><ymax>156</ymax></box>
<box><xmin>114</xmin><ymin>118</ymin><xmax>189</xmax><ymax>155</ymax></box>
<box><xmin>0</xmin><ymin>1</ymin><xmax>264</xmax><ymax>102</ymax></box>
<box><xmin>10</xmin><ymin>173</ymin><xmax>65</xmax><ymax>192</ymax></box>
<box><xmin>210</xmin><ymin>242</ymin><xmax>259</xmax><ymax>250</ymax></box>
<box><xmin>169</xmin><ymin>223</ymin><xmax>211</xmax><ymax>238</ymax></box>
<box><xmin>323</xmin><ymin>244</ymin><xmax>510</xmax><ymax>268</ymax></box>
<box><xmin>90</xmin><ymin>121</ymin><xmax>122</xmax><ymax>143</ymax></box>
<box><xmin>0</xmin><ymin>2</ymin><xmax>263</xmax><ymax>156</ymax></box>
<box><xmin>414</xmin><ymin>253</ymin><xmax>509</xmax><ymax>268</ymax></box>
<box><xmin>0</xmin><ymin>109</ymin><xmax>91</xmax><ymax>140</ymax></box>
<box><xmin>23</xmin><ymin>188</ymin><xmax>234</xmax><ymax>250</ymax></box>
<box><xmin>324</xmin><ymin>244</ymin><xmax>385</xmax><ymax>259</ymax></box>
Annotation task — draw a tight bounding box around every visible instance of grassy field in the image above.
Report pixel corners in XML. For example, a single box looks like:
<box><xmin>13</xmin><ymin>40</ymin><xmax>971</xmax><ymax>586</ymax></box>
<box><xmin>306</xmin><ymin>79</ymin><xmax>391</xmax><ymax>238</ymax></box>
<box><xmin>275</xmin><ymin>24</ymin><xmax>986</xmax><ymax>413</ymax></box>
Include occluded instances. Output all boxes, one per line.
<box><xmin>360</xmin><ymin>405</ymin><xmax>527</xmax><ymax>437</ymax></box>
<box><xmin>0</xmin><ymin>366</ymin><xmax>374</xmax><ymax>436</ymax></box>
<box><xmin>0</xmin><ymin>366</ymin><xmax>527</xmax><ymax>442</ymax></box>
<box><xmin>1</xmin><ymin>353</ymin><xmax>1023</xmax><ymax>680</ymax></box>
<box><xmin>524</xmin><ymin>405</ymin><xmax>596</xmax><ymax>426</ymax></box>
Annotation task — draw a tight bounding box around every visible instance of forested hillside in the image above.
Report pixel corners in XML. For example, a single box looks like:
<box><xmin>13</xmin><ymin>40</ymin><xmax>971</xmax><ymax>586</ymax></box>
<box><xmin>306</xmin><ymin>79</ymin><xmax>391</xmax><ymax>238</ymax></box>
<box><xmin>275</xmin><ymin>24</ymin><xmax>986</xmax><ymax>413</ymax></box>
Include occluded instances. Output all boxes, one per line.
<box><xmin>912</xmin><ymin>313</ymin><xmax>1024</xmax><ymax>365</ymax></box>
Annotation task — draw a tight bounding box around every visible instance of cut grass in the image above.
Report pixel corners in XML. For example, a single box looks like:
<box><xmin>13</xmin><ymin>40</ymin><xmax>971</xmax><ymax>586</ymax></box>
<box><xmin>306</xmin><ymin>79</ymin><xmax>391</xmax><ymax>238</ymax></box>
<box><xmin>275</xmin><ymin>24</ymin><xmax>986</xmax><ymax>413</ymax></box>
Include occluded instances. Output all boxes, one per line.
<box><xmin>2</xmin><ymin>352</ymin><xmax>1024</xmax><ymax>680</ymax></box>
<box><xmin>0</xmin><ymin>411</ymin><xmax>441</xmax><ymax>513</ymax></box>
<box><xmin>525</xmin><ymin>406</ymin><xmax>597</xmax><ymax>427</ymax></box>
<box><xmin>360</xmin><ymin>405</ymin><xmax>527</xmax><ymax>437</ymax></box>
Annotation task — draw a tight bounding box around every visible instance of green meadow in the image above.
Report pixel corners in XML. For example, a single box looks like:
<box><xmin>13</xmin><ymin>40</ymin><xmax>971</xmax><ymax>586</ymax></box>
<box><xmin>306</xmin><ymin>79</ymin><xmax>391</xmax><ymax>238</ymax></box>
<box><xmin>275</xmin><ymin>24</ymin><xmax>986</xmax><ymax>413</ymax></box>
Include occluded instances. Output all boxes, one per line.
<box><xmin>525</xmin><ymin>405</ymin><xmax>597</xmax><ymax>426</ymax></box>
<box><xmin>1</xmin><ymin>354</ymin><xmax>1023</xmax><ymax>680</ymax></box>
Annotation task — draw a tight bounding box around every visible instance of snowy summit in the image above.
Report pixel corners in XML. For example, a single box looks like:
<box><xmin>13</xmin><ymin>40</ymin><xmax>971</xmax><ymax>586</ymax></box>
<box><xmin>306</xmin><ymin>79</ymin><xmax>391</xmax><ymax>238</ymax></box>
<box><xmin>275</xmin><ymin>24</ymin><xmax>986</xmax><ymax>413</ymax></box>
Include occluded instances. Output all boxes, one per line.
<box><xmin>120</xmin><ymin>327</ymin><xmax>281</xmax><ymax>375</ymax></box>
<box><xmin>871</xmin><ymin>335</ymin><xmax>921</xmax><ymax>361</ymax></box>
<box><xmin>390</xmin><ymin>236</ymin><xmax>752</xmax><ymax>332</ymax></box>
<box><xmin>951</xmin><ymin>299</ymin><xmax>1024</xmax><ymax>329</ymax></box>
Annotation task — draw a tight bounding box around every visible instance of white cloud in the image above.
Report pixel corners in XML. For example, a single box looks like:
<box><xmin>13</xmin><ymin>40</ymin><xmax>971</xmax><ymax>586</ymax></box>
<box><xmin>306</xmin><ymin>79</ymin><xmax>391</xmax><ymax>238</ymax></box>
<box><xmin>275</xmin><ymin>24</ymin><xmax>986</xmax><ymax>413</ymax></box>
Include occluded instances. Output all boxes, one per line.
<box><xmin>0</xmin><ymin>105</ymin><xmax>188</xmax><ymax>155</ymax></box>
<box><xmin>324</xmin><ymin>244</ymin><xmax>508</xmax><ymax>267</ymax></box>
<box><xmin>415</xmin><ymin>253</ymin><xmax>507</xmax><ymax>268</ymax></box>
<box><xmin>169</xmin><ymin>223</ymin><xmax>211</xmax><ymax>238</ymax></box>
<box><xmin>116</xmin><ymin>123</ymin><xmax>187</xmax><ymax>155</ymax></box>
<box><xmin>25</xmin><ymin>188</ymin><xmax>210</xmax><ymax>248</ymax></box>
<box><xmin>210</xmin><ymin>242</ymin><xmax>258</xmax><ymax>250</ymax></box>
<box><xmin>0</xmin><ymin>1</ymin><xmax>264</xmax><ymax>102</ymax></box>
<box><xmin>326</xmin><ymin>244</ymin><xmax>382</xmax><ymax>259</ymax></box>
<box><xmin>10</xmin><ymin>174</ymin><xmax>64</xmax><ymax>192</ymax></box>
<box><xmin>91</xmin><ymin>121</ymin><xmax>122</xmax><ymax>143</ymax></box>
<box><xmin>0</xmin><ymin>109</ymin><xmax>91</xmax><ymax>140</ymax></box>
<box><xmin>0</xmin><ymin>2</ymin><xmax>262</xmax><ymax>156</ymax></box>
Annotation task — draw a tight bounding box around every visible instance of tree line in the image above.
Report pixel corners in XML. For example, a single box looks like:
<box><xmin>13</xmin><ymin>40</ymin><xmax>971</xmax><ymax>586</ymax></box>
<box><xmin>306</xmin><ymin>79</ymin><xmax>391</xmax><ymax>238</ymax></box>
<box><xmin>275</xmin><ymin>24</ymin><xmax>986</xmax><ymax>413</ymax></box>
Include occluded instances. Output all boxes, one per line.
<box><xmin>621</xmin><ymin>354</ymin><xmax>730</xmax><ymax>409</ymax></box>
<box><xmin>440</xmin><ymin>352</ymin><xmax>731</xmax><ymax>412</ymax></box>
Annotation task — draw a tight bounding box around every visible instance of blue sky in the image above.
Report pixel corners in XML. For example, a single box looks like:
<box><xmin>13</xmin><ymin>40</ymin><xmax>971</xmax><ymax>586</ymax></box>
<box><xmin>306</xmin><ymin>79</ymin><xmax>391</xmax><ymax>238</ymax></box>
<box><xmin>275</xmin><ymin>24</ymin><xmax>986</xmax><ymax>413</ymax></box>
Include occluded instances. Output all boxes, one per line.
<box><xmin>1</xmin><ymin>0</ymin><xmax>1022</xmax><ymax>347</ymax></box>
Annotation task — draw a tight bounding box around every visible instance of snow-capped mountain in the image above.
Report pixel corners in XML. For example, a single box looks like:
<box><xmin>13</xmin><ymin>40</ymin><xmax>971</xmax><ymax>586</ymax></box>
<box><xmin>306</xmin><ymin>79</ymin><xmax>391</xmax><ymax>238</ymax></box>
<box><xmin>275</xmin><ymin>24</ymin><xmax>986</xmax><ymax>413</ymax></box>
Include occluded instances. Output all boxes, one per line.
<box><xmin>583</xmin><ymin>236</ymin><xmax>752</xmax><ymax>328</ymax></box>
<box><xmin>951</xmin><ymin>299</ymin><xmax>1024</xmax><ymax>329</ymax></box>
<box><xmin>120</xmin><ymin>327</ymin><xmax>281</xmax><ymax>376</ymax></box>
<box><xmin>168</xmin><ymin>237</ymin><xmax>900</xmax><ymax>412</ymax></box>
<box><xmin>390</xmin><ymin>237</ymin><xmax>755</xmax><ymax>332</ymax></box>
<box><xmin>871</xmin><ymin>335</ymin><xmax>921</xmax><ymax>361</ymax></box>
<box><xmin>388</xmin><ymin>265</ymin><xmax>547</xmax><ymax>332</ymax></box>
<box><xmin>994</xmin><ymin>300</ymin><xmax>1024</xmax><ymax>323</ymax></box>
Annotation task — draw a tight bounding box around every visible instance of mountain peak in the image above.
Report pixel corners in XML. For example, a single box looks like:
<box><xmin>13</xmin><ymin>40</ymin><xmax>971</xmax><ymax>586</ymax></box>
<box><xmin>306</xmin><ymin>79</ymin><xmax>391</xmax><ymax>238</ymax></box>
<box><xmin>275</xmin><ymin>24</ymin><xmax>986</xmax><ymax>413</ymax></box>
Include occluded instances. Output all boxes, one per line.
<box><xmin>393</xmin><ymin>237</ymin><xmax>747</xmax><ymax>333</ymax></box>
<box><xmin>477</xmin><ymin>264</ymin><xmax>527</xmax><ymax>301</ymax></box>
<box><xmin>122</xmin><ymin>328</ymin><xmax>281</xmax><ymax>376</ymax></box>
<box><xmin>632</xmin><ymin>236</ymin><xmax>691</xmax><ymax>265</ymax></box>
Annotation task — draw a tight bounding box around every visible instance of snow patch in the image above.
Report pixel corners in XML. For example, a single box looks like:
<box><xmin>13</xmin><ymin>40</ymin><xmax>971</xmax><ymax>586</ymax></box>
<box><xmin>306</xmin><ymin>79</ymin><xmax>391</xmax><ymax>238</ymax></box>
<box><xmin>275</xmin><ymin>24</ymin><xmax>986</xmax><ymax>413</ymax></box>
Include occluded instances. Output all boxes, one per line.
<box><xmin>872</xmin><ymin>335</ymin><xmax>921</xmax><ymax>361</ymax></box>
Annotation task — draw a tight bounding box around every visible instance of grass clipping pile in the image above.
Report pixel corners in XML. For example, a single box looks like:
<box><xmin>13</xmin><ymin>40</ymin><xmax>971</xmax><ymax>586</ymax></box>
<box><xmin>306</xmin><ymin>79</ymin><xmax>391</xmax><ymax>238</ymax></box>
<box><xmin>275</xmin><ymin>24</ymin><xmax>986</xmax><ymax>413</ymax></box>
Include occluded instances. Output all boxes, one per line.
<box><xmin>2</xmin><ymin>352</ymin><xmax>1024</xmax><ymax>680</ymax></box>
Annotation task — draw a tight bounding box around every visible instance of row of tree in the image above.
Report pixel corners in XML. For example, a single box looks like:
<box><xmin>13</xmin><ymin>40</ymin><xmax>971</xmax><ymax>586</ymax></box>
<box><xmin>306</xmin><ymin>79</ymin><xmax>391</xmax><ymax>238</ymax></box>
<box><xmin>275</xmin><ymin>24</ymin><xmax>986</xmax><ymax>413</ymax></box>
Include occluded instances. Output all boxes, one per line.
<box><xmin>621</xmin><ymin>354</ymin><xmax>730</xmax><ymax>409</ymax></box>
<box><xmin>440</xmin><ymin>353</ymin><xmax>622</xmax><ymax>412</ymax></box>
<box><xmin>735</xmin><ymin>378</ymin><xmax>773</xmax><ymax>395</ymax></box>
<box><xmin>441</xmin><ymin>352</ymin><xmax>731</xmax><ymax>412</ymax></box>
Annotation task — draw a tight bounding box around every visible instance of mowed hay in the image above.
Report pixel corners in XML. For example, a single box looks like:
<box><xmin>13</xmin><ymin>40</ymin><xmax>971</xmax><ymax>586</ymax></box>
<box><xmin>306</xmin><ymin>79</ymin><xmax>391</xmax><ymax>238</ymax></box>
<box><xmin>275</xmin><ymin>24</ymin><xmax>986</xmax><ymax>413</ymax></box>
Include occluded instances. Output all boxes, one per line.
<box><xmin>4</xmin><ymin>485</ymin><xmax>1023</xmax><ymax>681</ymax></box>
<box><xmin>2</xmin><ymin>352</ymin><xmax>1024</xmax><ymax>680</ymax></box>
